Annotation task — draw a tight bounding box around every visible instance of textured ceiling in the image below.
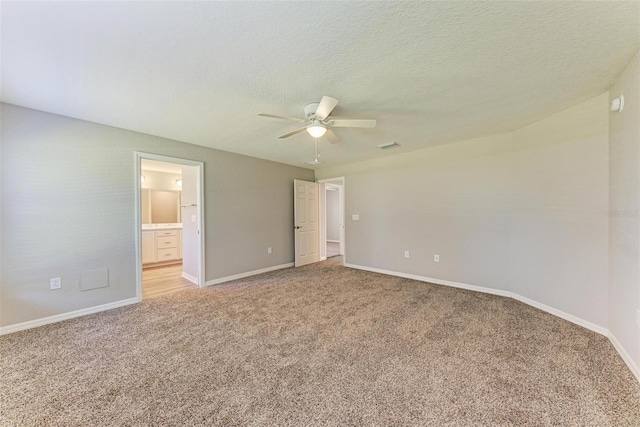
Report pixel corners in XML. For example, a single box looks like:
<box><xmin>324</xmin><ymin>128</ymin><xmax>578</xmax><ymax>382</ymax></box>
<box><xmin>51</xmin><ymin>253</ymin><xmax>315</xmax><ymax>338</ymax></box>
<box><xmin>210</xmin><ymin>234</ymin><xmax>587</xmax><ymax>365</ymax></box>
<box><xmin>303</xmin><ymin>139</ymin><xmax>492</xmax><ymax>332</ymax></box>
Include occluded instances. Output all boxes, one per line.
<box><xmin>2</xmin><ymin>2</ymin><xmax>639</xmax><ymax>169</ymax></box>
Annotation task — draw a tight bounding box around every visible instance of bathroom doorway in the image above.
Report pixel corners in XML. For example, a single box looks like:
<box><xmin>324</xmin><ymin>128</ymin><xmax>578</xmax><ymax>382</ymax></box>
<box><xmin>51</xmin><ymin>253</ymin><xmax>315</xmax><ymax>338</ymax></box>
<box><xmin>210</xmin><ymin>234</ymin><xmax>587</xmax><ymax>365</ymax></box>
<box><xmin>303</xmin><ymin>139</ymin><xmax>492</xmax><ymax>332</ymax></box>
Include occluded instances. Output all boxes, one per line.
<box><xmin>135</xmin><ymin>153</ymin><xmax>205</xmax><ymax>300</ymax></box>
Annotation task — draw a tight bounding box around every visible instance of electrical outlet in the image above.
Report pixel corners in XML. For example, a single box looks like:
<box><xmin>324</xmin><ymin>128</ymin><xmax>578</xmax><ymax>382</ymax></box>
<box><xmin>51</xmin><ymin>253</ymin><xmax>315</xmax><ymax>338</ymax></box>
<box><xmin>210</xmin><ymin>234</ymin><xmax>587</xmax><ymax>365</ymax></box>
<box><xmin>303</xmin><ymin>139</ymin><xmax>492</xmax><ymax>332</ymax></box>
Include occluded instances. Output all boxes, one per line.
<box><xmin>50</xmin><ymin>277</ymin><xmax>61</xmax><ymax>290</ymax></box>
<box><xmin>267</xmin><ymin>247</ymin><xmax>272</xmax><ymax>254</ymax></box>
<box><xmin>434</xmin><ymin>254</ymin><xmax>440</xmax><ymax>263</ymax></box>
<box><xmin>404</xmin><ymin>251</ymin><xmax>410</xmax><ymax>258</ymax></box>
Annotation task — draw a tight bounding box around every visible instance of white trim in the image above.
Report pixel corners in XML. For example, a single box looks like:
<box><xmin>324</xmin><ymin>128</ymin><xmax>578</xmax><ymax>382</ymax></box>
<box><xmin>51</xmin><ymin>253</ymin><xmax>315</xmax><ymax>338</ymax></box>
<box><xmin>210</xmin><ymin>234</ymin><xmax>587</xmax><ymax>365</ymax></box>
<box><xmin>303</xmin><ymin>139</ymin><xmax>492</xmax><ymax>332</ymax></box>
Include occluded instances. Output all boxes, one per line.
<box><xmin>344</xmin><ymin>263</ymin><xmax>606</xmax><ymax>334</ymax></box>
<box><xmin>326</xmin><ymin>239</ymin><xmax>340</xmax><ymax>243</ymax></box>
<box><xmin>134</xmin><ymin>154</ymin><xmax>143</xmax><ymax>302</ymax></box>
<box><xmin>510</xmin><ymin>293</ymin><xmax>607</xmax><ymax>336</ymax></box>
<box><xmin>344</xmin><ymin>263</ymin><xmax>512</xmax><ymax>298</ymax></box>
<box><xmin>608</xmin><ymin>332</ymin><xmax>640</xmax><ymax>383</ymax></box>
<box><xmin>344</xmin><ymin>262</ymin><xmax>640</xmax><ymax>383</ymax></box>
<box><xmin>0</xmin><ymin>298</ymin><xmax>138</xmax><ymax>336</ymax></box>
<box><xmin>339</xmin><ymin>183</ymin><xmax>345</xmax><ymax>258</ymax></box>
<box><xmin>2</xmin><ymin>261</ymin><xmax>638</xmax><ymax>384</ymax></box>
<box><xmin>320</xmin><ymin>182</ymin><xmax>326</xmax><ymax>259</ymax></box>
<box><xmin>196</xmin><ymin>161</ymin><xmax>206</xmax><ymax>288</ymax></box>
<box><xmin>204</xmin><ymin>263</ymin><xmax>294</xmax><ymax>287</ymax></box>
<box><xmin>181</xmin><ymin>271</ymin><xmax>199</xmax><ymax>285</ymax></box>
<box><xmin>0</xmin><ymin>263</ymin><xmax>293</xmax><ymax>334</ymax></box>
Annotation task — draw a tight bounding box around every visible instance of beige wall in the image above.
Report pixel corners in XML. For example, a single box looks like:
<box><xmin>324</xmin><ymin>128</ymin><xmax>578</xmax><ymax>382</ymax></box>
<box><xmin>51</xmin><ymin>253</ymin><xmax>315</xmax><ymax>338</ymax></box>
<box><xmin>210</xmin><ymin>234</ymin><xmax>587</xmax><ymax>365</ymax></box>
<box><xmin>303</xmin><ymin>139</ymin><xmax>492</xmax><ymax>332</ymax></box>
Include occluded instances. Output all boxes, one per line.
<box><xmin>609</xmin><ymin>50</ymin><xmax>640</xmax><ymax>369</ymax></box>
<box><xmin>141</xmin><ymin>169</ymin><xmax>182</xmax><ymax>192</ymax></box>
<box><xmin>0</xmin><ymin>104</ymin><xmax>314</xmax><ymax>327</ymax></box>
<box><xmin>318</xmin><ymin>93</ymin><xmax>610</xmax><ymax>328</ymax></box>
<box><xmin>509</xmin><ymin>94</ymin><xmax>609</xmax><ymax>326</ymax></box>
<box><xmin>2</xmin><ymin>81</ymin><xmax>637</xmax><ymax>373</ymax></box>
<box><xmin>321</xmin><ymin>132</ymin><xmax>514</xmax><ymax>291</ymax></box>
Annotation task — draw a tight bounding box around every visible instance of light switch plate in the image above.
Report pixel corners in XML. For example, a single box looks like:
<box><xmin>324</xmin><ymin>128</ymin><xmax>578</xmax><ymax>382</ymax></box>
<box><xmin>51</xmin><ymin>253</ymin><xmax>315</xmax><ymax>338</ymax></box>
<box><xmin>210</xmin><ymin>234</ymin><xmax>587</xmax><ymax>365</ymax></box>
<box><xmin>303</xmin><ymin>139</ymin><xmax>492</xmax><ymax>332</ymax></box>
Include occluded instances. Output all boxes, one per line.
<box><xmin>352</xmin><ymin>214</ymin><xmax>360</xmax><ymax>221</ymax></box>
<box><xmin>404</xmin><ymin>251</ymin><xmax>410</xmax><ymax>258</ymax></box>
<box><xmin>434</xmin><ymin>254</ymin><xmax>440</xmax><ymax>263</ymax></box>
<box><xmin>191</xmin><ymin>215</ymin><xmax>196</xmax><ymax>223</ymax></box>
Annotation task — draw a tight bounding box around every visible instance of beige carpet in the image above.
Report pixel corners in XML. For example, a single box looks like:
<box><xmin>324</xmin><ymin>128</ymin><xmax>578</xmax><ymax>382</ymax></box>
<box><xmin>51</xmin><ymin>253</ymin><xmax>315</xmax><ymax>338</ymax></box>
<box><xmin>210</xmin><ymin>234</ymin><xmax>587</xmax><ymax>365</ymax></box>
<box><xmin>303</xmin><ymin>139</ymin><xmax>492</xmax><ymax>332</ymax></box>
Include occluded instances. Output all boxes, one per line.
<box><xmin>1</xmin><ymin>262</ymin><xmax>639</xmax><ymax>426</ymax></box>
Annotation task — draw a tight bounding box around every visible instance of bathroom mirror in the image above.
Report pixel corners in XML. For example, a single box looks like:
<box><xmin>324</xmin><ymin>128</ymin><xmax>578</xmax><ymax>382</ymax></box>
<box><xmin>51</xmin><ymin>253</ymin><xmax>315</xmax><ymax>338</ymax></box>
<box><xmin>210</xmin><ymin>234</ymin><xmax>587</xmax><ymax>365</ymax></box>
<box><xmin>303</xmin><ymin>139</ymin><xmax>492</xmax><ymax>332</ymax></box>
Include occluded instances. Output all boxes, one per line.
<box><xmin>141</xmin><ymin>189</ymin><xmax>181</xmax><ymax>224</ymax></box>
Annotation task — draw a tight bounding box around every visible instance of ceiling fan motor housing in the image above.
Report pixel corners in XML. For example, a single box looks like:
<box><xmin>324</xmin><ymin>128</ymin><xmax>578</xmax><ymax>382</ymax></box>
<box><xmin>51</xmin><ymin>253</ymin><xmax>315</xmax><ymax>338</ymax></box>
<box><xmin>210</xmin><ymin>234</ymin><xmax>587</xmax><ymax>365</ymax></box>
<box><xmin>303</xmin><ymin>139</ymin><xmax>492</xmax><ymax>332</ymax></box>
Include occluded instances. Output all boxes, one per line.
<box><xmin>304</xmin><ymin>102</ymin><xmax>320</xmax><ymax>120</ymax></box>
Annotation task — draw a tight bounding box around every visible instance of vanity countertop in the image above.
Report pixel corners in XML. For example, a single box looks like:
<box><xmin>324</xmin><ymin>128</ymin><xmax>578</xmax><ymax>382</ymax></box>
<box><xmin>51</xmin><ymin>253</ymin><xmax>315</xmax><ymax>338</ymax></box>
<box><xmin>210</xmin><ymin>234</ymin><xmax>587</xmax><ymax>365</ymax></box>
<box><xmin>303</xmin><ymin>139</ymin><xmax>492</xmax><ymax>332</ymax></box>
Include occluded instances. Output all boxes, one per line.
<box><xmin>142</xmin><ymin>223</ymin><xmax>183</xmax><ymax>231</ymax></box>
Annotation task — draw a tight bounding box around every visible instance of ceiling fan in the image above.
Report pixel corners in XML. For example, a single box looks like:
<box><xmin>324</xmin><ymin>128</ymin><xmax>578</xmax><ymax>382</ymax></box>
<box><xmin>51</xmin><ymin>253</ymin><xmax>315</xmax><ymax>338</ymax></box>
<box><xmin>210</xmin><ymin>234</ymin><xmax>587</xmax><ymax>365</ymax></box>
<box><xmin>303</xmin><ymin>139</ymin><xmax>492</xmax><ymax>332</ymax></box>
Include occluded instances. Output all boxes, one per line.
<box><xmin>258</xmin><ymin>96</ymin><xmax>376</xmax><ymax>143</ymax></box>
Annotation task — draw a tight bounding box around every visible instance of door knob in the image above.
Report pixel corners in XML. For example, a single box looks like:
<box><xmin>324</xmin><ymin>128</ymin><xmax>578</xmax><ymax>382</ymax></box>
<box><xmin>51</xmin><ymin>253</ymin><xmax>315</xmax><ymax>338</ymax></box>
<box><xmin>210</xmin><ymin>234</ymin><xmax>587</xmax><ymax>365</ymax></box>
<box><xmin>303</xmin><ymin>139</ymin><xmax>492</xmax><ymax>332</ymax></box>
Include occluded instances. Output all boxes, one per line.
<box><xmin>294</xmin><ymin>226</ymin><xmax>302</xmax><ymax>230</ymax></box>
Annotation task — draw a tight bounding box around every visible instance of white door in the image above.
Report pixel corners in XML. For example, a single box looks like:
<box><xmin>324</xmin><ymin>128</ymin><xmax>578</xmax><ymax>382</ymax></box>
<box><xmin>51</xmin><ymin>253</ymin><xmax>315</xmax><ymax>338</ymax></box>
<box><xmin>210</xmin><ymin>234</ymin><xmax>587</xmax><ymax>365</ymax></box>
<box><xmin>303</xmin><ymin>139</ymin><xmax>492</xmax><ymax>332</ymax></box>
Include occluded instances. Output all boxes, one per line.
<box><xmin>294</xmin><ymin>179</ymin><xmax>320</xmax><ymax>267</ymax></box>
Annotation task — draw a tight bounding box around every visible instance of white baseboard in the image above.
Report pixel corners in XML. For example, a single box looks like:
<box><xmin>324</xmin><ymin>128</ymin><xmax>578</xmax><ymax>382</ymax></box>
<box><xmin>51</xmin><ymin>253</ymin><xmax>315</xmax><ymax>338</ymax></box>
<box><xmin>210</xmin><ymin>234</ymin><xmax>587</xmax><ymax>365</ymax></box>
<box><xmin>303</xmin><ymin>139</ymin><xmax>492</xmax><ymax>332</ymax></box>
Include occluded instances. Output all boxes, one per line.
<box><xmin>204</xmin><ymin>263</ymin><xmax>294</xmax><ymax>287</ymax></box>
<box><xmin>344</xmin><ymin>263</ymin><xmax>512</xmax><ymax>298</ymax></box>
<box><xmin>327</xmin><ymin>240</ymin><xmax>340</xmax><ymax>243</ymax></box>
<box><xmin>0</xmin><ymin>297</ymin><xmax>138</xmax><ymax>336</ymax></box>
<box><xmin>344</xmin><ymin>262</ymin><xmax>638</xmax><ymax>383</ymax></box>
<box><xmin>608</xmin><ymin>332</ymin><xmax>640</xmax><ymax>384</ymax></box>
<box><xmin>510</xmin><ymin>293</ymin><xmax>608</xmax><ymax>336</ymax></box>
<box><xmin>3</xmin><ymin>262</ymin><xmax>637</xmax><ymax>384</ymax></box>
<box><xmin>0</xmin><ymin>263</ymin><xmax>292</xmax><ymax>335</ymax></box>
<box><xmin>181</xmin><ymin>271</ymin><xmax>198</xmax><ymax>285</ymax></box>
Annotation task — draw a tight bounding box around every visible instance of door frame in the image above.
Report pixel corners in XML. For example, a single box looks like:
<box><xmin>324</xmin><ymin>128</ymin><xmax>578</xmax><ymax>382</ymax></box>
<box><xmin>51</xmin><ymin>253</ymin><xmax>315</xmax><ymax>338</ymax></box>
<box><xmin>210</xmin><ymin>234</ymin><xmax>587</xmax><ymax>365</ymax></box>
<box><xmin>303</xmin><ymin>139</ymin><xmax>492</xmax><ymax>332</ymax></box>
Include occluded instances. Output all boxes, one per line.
<box><xmin>317</xmin><ymin>177</ymin><xmax>345</xmax><ymax>265</ymax></box>
<box><xmin>134</xmin><ymin>152</ymin><xmax>206</xmax><ymax>301</ymax></box>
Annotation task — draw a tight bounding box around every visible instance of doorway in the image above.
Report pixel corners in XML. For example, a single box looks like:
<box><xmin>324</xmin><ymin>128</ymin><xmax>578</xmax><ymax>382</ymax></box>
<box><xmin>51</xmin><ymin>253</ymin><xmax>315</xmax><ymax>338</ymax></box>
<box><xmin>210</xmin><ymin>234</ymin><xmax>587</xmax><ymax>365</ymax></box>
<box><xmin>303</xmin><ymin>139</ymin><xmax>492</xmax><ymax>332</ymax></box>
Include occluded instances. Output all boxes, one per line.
<box><xmin>318</xmin><ymin>177</ymin><xmax>345</xmax><ymax>265</ymax></box>
<box><xmin>135</xmin><ymin>152</ymin><xmax>205</xmax><ymax>301</ymax></box>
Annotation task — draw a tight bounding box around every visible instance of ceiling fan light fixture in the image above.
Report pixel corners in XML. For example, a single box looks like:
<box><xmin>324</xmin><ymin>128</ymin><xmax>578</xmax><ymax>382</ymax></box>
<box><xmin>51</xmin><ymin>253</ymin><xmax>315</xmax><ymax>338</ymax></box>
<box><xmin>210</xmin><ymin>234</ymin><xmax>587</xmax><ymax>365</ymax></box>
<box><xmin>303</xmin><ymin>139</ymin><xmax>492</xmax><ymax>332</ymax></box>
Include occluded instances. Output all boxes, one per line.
<box><xmin>260</xmin><ymin>96</ymin><xmax>375</xmax><ymax>141</ymax></box>
<box><xmin>306</xmin><ymin>123</ymin><xmax>327</xmax><ymax>138</ymax></box>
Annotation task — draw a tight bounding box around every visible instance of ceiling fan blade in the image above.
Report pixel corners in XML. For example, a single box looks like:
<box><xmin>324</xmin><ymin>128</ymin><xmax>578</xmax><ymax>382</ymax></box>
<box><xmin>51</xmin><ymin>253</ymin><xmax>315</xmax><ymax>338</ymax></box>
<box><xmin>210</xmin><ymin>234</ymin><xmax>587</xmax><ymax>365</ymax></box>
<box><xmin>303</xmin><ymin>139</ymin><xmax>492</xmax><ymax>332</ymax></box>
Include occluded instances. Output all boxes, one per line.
<box><xmin>314</xmin><ymin>96</ymin><xmax>339</xmax><ymax>120</ymax></box>
<box><xmin>328</xmin><ymin>119</ymin><xmax>377</xmax><ymax>128</ymax></box>
<box><xmin>278</xmin><ymin>127</ymin><xmax>307</xmax><ymax>139</ymax></box>
<box><xmin>258</xmin><ymin>113</ymin><xmax>303</xmax><ymax>122</ymax></box>
<box><xmin>325</xmin><ymin>128</ymin><xmax>340</xmax><ymax>144</ymax></box>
